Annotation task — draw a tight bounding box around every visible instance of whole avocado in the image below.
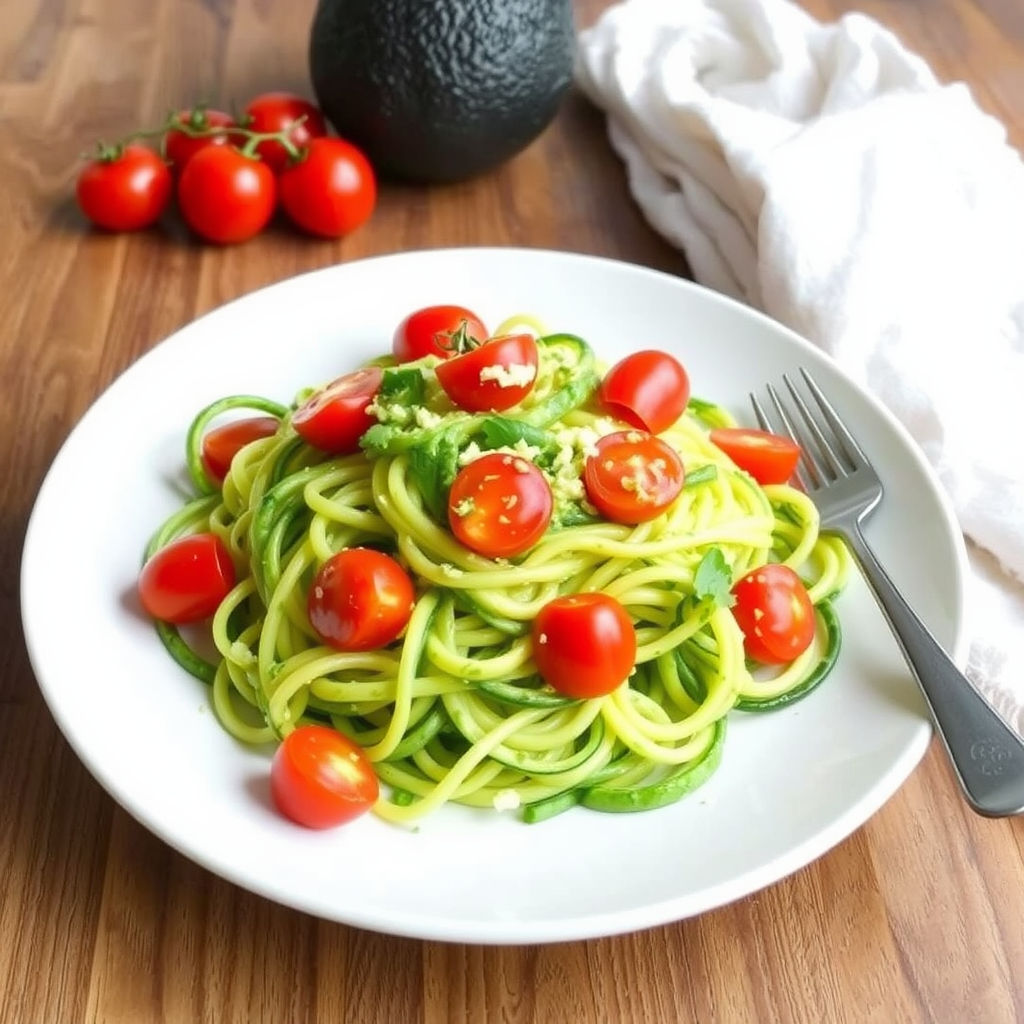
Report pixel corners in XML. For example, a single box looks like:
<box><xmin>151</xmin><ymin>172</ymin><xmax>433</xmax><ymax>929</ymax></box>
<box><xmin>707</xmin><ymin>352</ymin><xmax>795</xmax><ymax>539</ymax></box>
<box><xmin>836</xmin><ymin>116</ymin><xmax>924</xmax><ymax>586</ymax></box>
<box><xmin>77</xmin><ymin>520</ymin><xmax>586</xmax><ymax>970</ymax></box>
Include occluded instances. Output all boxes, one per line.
<box><xmin>308</xmin><ymin>0</ymin><xmax>576</xmax><ymax>183</ymax></box>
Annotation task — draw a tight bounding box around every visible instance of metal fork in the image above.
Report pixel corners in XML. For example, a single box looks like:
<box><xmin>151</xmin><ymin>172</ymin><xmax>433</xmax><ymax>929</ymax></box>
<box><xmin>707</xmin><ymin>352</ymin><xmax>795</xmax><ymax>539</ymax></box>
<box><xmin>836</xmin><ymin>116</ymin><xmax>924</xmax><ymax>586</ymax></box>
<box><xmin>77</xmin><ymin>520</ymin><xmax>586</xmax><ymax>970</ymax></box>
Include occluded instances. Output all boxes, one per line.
<box><xmin>752</xmin><ymin>368</ymin><xmax>1024</xmax><ymax>818</ymax></box>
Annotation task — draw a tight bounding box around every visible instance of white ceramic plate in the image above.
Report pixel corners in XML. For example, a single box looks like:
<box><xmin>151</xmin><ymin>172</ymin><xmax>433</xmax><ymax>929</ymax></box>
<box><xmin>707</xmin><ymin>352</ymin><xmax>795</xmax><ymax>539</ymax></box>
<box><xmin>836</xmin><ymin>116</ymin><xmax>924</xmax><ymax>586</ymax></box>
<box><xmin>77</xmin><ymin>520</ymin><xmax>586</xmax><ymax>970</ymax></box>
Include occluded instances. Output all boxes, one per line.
<box><xmin>21</xmin><ymin>248</ymin><xmax>968</xmax><ymax>944</ymax></box>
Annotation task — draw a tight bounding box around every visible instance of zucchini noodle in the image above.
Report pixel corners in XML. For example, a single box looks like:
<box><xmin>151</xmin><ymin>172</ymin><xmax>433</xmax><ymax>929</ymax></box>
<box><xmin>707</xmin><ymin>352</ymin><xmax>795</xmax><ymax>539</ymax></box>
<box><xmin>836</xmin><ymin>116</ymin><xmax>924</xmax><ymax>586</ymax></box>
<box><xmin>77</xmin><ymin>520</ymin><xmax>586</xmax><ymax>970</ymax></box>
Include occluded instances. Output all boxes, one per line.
<box><xmin>146</xmin><ymin>327</ymin><xmax>853</xmax><ymax>825</ymax></box>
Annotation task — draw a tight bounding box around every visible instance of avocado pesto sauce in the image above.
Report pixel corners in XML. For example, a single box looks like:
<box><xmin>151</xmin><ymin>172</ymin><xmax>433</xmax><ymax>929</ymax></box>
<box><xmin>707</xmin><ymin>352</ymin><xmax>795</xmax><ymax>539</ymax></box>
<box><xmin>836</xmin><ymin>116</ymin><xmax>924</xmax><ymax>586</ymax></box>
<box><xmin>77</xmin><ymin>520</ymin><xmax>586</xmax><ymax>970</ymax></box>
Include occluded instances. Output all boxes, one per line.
<box><xmin>362</xmin><ymin>335</ymin><xmax>605</xmax><ymax>529</ymax></box>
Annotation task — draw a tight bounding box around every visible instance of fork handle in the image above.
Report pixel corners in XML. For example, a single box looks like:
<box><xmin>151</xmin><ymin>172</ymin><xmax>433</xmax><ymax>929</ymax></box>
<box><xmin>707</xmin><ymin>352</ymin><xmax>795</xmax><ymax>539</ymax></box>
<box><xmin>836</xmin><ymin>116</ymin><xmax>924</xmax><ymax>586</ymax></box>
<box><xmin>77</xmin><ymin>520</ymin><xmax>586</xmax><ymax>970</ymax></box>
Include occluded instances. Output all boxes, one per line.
<box><xmin>843</xmin><ymin>523</ymin><xmax>1024</xmax><ymax>817</ymax></box>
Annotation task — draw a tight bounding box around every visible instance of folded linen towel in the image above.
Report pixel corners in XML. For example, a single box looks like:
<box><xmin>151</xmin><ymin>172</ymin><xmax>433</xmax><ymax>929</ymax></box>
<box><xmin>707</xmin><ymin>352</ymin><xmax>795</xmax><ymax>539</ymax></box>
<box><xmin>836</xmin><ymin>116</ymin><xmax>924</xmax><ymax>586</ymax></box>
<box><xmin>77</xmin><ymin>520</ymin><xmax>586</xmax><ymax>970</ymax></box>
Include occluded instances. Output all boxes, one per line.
<box><xmin>575</xmin><ymin>0</ymin><xmax>1024</xmax><ymax>731</ymax></box>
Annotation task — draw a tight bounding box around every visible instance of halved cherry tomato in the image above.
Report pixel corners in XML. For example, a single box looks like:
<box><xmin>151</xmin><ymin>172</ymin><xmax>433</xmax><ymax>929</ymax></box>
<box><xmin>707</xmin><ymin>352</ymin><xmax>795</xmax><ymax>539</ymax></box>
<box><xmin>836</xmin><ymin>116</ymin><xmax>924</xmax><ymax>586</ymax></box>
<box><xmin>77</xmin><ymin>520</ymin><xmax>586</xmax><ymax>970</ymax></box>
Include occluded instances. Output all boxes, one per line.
<box><xmin>308</xmin><ymin>548</ymin><xmax>415</xmax><ymax>651</ymax></box>
<box><xmin>598</xmin><ymin>350</ymin><xmax>691</xmax><ymax>434</ymax></box>
<box><xmin>709</xmin><ymin>427</ymin><xmax>801</xmax><ymax>485</ymax></box>
<box><xmin>243</xmin><ymin>92</ymin><xmax>328</xmax><ymax>173</ymax></box>
<box><xmin>271</xmin><ymin>725</ymin><xmax>379</xmax><ymax>829</ymax></box>
<box><xmin>532</xmin><ymin>592</ymin><xmax>637</xmax><ymax>698</ymax></box>
<box><xmin>583</xmin><ymin>431</ymin><xmax>685</xmax><ymax>524</ymax></box>
<box><xmin>164</xmin><ymin>108</ymin><xmax>238</xmax><ymax>174</ymax></box>
<box><xmin>731</xmin><ymin>563</ymin><xmax>815</xmax><ymax>664</ymax></box>
<box><xmin>138</xmin><ymin>533</ymin><xmax>235</xmax><ymax>624</ymax></box>
<box><xmin>392</xmin><ymin>305</ymin><xmax>488</xmax><ymax>363</ymax></box>
<box><xmin>435</xmin><ymin>334</ymin><xmax>538</xmax><ymax>413</ymax></box>
<box><xmin>448</xmin><ymin>452</ymin><xmax>553</xmax><ymax>558</ymax></box>
<box><xmin>201</xmin><ymin>416</ymin><xmax>280</xmax><ymax>484</ymax></box>
<box><xmin>291</xmin><ymin>366</ymin><xmax>383</xmax><ymax>454</ymax></box>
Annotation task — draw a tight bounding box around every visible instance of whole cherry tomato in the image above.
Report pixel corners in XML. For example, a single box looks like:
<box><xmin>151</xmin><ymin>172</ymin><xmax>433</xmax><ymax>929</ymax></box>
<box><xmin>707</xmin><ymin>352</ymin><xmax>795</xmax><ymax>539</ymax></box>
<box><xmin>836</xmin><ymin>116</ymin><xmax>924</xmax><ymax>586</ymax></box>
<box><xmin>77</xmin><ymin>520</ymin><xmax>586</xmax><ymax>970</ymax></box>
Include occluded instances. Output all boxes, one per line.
<box><xmin>532</xmin><ymin>592</ymin><xmax>637</xmax><ymax>698</ymax></box>
<box><xmin>392</xmin><ymin>305</ymin><xmax>488</xmax><ymax>363</ymax></box>
<box><xmin>731</xmin><ymin>563</ymin><xmax>816</xmax><ymax>664</ymax></box>
<box><xmin>307</xmin><ymin>548</ymin><xmax>416</xmax><ymax>652</ymax></box>
<box><xmin>291</xmin><ymin>367</ymin><xmax>382</xmax><ymax>454</ymax></box>
<box><xmin>278</xmin><ymin>137</ymin><xmax>376</xmax><ymax>238</ymax></box>
<box><xmin>435</xmin><ymin>333</ymin><xmax>539</xmax><ymax>413</ymax></box>
<box><xmin>138</xmin><ymin>533</ymin><xmax>235</xmax><ymax>624</ymax></box>
<box><xmin>164</xmin><ymin>107</ymin><xmax>238</xmax><ymax>174</ymax></box>
<box><xmin>271</xmin><ymin>725</ymin><xmax>379</xmax><ymax>829</ymax></box>
<box><xmin>76</xmin><ymin>144</ymin><xmax>172</xmax><ymax>232</ymax></box>
<box><xmin>447</xmin><ymin>452</ymin><xmax>553</xmax><ymax>558</ymax></box>
<box><xmin>599</xmin><ymin>350</ymin><xmax>691</xmax><ymax>434</ymax></box>
<box><xmin>176</xmin><ymin>145</ymin><xmax>277</xmax><ymax>244</ymax></box>
<box><xmin>583</xmin><ymin>431</ymin><xmax>685</xmax><ymax>524</ymax></box>
<box><xmin>243</xmin><ymin>92</ymin><xmax>328</xmax><ymax>172</ymax></box>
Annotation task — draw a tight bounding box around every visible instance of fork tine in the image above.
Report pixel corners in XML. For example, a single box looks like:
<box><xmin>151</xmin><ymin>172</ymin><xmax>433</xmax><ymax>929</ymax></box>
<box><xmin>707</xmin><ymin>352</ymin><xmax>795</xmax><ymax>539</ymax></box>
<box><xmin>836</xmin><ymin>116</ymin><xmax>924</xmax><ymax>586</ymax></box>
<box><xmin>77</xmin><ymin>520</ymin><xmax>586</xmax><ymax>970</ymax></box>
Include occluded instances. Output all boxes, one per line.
<box><xmin>750</xmin><ymin>390</ymin><xmax>771</xmax><ymax>433</ymax></box>
<box><xmin>751</xmin><ymin>385</ymin><xmax>816</xmax><ymax>490</ymax></box>
<box><xmin>780</xmin><ymin>374</ymin><xmax>851</xmax><ymax>481</ymax></box>
<box><xmin>798</xmin><ymin>368</ymin><xmax>871</xmax><ymax>471</ymax></box>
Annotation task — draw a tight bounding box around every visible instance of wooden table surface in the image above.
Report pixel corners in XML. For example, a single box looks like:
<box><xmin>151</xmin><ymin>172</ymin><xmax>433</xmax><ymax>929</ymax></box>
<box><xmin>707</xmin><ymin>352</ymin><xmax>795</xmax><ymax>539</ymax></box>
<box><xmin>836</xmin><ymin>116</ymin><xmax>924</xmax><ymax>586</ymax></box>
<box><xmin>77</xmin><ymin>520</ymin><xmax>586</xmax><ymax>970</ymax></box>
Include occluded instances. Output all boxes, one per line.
<box><xmin>4</xmin><ymin>0</ymin><xmax>1024</xmax><ymax>1021</ymax></box>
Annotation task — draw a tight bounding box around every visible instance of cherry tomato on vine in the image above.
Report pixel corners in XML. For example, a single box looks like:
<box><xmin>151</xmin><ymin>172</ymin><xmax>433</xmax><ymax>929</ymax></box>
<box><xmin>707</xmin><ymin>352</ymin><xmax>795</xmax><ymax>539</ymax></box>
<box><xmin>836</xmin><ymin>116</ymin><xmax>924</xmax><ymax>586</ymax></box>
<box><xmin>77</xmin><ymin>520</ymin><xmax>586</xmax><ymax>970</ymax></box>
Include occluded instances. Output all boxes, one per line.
<box><xmin>271</xmin><ymin>725</ymin><xmax>379</xmax><ymax>829</ymax></box>
<box><xmin>138</xmin><ymin>533</ymin><xmax>235</xmax><ymax>624</ymax></box>
<box><xmin>392</xmin><ymin>305</ymin><xmax>488</xmax><ymax>363</ymax></box>
<box><xmin>532</xmin><ymin>593</ymin><xmax>637</xmax><ymax>698</ymax></box>
<box><xmin>307</xmin><ymin>548</ymin><xmax>416</xmax><ymax>652</ymax></box>
<box><xmin>435</xmin><ymin>333</ymin><xmax>539</xmax><ymax>413</ymax></box>
<box><xmin>177</xmin><ymin>145</ymin><xmax>277</xmax><ymax>244</ymax></box>
<box><xmin>731</xmin><ymin>563</ymin><xmax>816</xmax><ymax>664</ymax></box>
<box><xmin>201</xmin><ymin>416</ymin><xmax>280</xmax><ymax>484</ymax></box>
<box><xmin>243</xmin><ymin>92</ymin><xmax>328</xmax><ymax>172</ymax></box>
<box><xmin>709</xmin><ymin>427</ymin><xmax>802</xmax><ymax>485</ymax></box>
<box><xmin>278</xmin><ymin>137</ymin><xmax>376</xmax><ymax>238</ymax></box>
<box><xmin>76</xmin><ymin>144</ymin><xmax>172</xmax><ymax>232</ymax></box>
<box><xmin>599</xmin><ymin>350</ymin><xmax>690</xmax><ymax>434</ymax></box>
<box><xmin>583</xmin><ymin>431</ymin><xmax>685</xmax><ymax>524</ymax></box>
<box><xmin>291</xmin><ymin>366</ymin><xmax>382</xmax><ymax>454</ymax></box>
<box><xmin>448</xmin><ymin>452</ymin><xmax>553</xmax><ymax>559</ymax></box>
<box><xmin>164</xmin><ymin>107</ymin><xmax>238</xmax><ymax>173</ymax></box>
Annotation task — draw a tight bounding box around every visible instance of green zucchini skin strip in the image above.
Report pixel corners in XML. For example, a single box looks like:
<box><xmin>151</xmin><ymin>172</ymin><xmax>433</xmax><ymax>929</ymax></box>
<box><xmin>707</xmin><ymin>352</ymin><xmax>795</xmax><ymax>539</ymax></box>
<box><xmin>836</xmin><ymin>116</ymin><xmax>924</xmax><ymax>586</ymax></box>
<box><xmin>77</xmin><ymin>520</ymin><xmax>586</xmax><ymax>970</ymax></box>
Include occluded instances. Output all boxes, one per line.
<box><xmin>682</xmin><ymin>464</ymin><xmax>717</xmax><ymax>489</ymax></box>
<box><xmin>673</xmin><ymin>648</ymin><xmax>709</xmax><ymax>704</ymax></box>
<box><xmin>154</xmin><ymin>621</ymin><xmax>217</xmax><ymax>685</ymax></box>
<box><xmin>734</xmin><ymin>601</ymin><xmax>842</xmax><ymax>712</ymax></box>
<box><xmin>521</xmin><ymin>789</ymin><xmax>582</xmax><ymax>824</ymax></box>
<box><xmin>475</xmin><ymin>678</ymin><xmax>576</xmax><ymax>709</ymax></box>
<box><xmin>384</xmin><ymin>703</ymin><xmax>448</xmax><ymax>761</ymax></box>
<box><xmin>451</xmin><ymin>592</ymin><xmax>528</xmax><ymax>638</ymax></box>
<box><xmin>580</xmin><ymin>718</ymin><xmax>726</xmax><ymax>813</ymax></box>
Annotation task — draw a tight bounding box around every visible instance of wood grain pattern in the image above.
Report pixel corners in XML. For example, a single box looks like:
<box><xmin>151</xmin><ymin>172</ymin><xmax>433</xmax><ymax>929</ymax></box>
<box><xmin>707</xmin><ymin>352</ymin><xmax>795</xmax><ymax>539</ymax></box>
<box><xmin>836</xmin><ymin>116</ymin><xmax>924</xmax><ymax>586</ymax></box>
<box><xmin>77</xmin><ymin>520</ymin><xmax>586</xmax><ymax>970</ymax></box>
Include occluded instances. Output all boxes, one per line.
<box><xmin>2</xmin><ymin>0</ymin><xmax>1023</xmax><ymax>1021</ymax></box>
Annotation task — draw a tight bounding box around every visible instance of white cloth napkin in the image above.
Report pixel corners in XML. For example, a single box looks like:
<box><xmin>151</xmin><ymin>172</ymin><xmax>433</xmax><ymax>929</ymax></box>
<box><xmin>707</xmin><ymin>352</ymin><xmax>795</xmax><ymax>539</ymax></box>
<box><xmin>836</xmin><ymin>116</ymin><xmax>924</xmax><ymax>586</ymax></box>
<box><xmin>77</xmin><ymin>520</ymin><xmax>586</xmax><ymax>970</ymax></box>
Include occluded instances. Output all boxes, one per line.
<box><xmin>575</xmin><ymin>0</ymin><xmax>1024</xmax><ymax>731</ymax></box>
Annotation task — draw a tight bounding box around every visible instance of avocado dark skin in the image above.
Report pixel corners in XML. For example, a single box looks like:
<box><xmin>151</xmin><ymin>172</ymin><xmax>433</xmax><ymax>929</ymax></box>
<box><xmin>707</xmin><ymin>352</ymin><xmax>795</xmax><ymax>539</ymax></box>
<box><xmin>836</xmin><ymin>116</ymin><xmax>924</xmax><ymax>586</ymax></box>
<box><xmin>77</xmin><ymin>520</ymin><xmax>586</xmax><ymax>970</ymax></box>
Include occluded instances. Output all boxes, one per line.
<box><xmin>308</xmin><ymin>0</ymin><xmax>576</xmax><ymax>183</ymax></box>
